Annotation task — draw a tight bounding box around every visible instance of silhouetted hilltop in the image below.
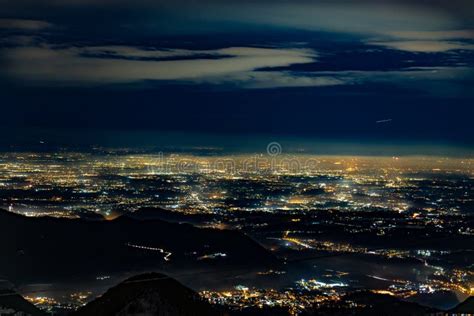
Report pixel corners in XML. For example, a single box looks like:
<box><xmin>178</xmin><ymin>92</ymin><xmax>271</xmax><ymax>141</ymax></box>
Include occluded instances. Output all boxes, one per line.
<box><xmin>0</xmin><ymin>289</ymin><xmax>46</xmax><ymax>316</ymax></box>
<box><xmin>449</xmin><ymin>296</ymin><xmax>474</xmax><ymax>314</ymax></box>
<box><xmin>74</xmin><ymin>273</ymin><xmax>222</xmax><ymax>316</ymax></box>
<box><xmin>0</xmin><ymin>208</ymin><xmax>276</xmax><ymax>283</ymax></box>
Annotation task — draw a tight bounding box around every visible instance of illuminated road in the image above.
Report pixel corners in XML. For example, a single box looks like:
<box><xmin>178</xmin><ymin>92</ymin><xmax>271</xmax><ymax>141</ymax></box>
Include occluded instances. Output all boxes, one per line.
<box><xmin>125</xmin><ymin>243</ymin><xmax>172</xmax><ymax>261</ymax></box>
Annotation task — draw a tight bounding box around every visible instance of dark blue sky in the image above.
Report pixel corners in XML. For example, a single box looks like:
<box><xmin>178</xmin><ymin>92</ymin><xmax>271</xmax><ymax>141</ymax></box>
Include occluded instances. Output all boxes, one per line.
<box><xmin>1</xmin><ymin>0</ymin><xmax>473</xmax><ymax>148</ymax></box>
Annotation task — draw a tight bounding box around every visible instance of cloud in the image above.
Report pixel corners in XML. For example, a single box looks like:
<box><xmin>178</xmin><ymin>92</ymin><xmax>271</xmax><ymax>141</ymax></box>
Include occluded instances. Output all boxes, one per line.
<box><xmin>1</xmin><ymin>44</ymin><xmax>344</xmax><ymax>88</ymax></box>
<box><xmin>211</xmin><ymin>3</ymin><xmax>458</xmax><ymax>37</ymax></box>
<box><xmin>0</xmin><ymin>35</ymin><xmax>40</xmax><ymax>46</ymax></box>
<box><xmin>1</xmin><ymin>1</ymin><xmax>464</xmax><ymax>37</ymax></box>
<box><xmin>81</xmin><ymin>46</ymin><xmax>220</xmax><ymax>59</ymax></box>
<box><xmin>0</xmin><ymin>18</ymin><xmax>52</xmax><ymax>31</ymax></box>
<box><xmin>321</xmin><ymin>67</ymin><xmax>474</xmax><ymax>97</ymax></box>
<box><xmin>200</xmin><ymin>71</ymin><xmax>345</xmax><ymax>89</ymax></box>
<box><xmin>368</xmin><ymin>40</ymin><xmax>474</xmax><ymax>52</ymax></box>
<box><xmin>2</xmin><ymin>42</ymin><xmax>470</xmax><ymax>92</ymax></box>
<box><xmin>386</xmin><ymin>30</ymin><xmax>474</xmax><ymax>40</ymax></box>
<box><xmin>367</xmin><ymin>29</ymin><xmax>474</xmax><ymax>52</ymax></box>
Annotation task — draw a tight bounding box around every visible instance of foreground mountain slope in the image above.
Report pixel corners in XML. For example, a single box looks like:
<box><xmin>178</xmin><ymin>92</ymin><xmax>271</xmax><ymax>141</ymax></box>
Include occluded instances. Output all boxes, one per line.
<box><xmin>449</xmin><ymin>296</ymin><xmax>474</xmax><ymax>314</ymax></box>
<box><xmin>74</xmin><ymin>273</ymin><xmax>222</xmax><ymax>316</ymax></box>
<box><xmin>0</xmin><ymin>289</ymin><xmax>46</xmax><ymax>316</ymax></box>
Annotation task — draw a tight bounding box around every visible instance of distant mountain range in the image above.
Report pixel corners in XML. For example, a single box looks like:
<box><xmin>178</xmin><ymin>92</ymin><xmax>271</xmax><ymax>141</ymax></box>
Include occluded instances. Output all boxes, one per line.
<box><xmin>0</xmin><ymin>208</ymin><xmax>276</xmax><ymax>283</ymax></box>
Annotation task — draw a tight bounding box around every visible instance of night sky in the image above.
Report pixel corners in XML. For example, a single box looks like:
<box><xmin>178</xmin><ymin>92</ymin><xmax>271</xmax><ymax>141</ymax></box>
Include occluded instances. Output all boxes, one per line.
<box><xmin>1</xmin><ymin>0</ymin><xmax>474</xmax><ymax>148</ymax></box>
